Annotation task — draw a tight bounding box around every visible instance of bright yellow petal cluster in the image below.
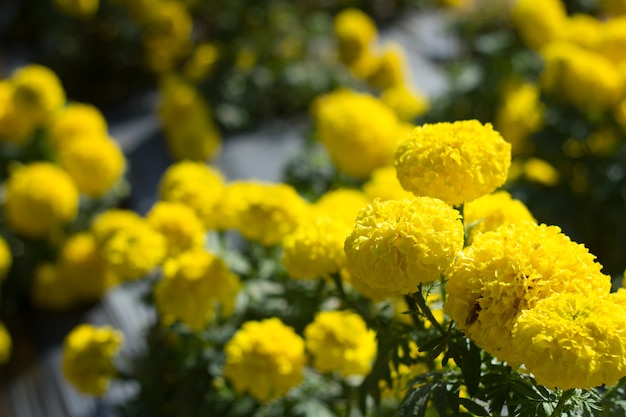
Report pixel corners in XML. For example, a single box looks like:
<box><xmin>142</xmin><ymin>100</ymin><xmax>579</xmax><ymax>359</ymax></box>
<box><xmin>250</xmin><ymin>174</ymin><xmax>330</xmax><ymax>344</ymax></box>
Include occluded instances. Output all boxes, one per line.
<box><xmin>4</xmin><ymin>162</ymin><xmax>79</xmax><ymax>239</ymax></box>
<box><xmin>304</xmin><ymin>310</ymin><xmax>377</xmax><ymax>377</ymax></box>
<box><xmin>146</xmin><ymin>201</ymin><xmax>206</xmax><ymax>257</ymax></box>
<box><xmin>444</xmin><ymin>222</ymin><xmax>611</xmax><ymax>364</ymax></box>
<box><xmin>522</xmin><ymin>157</ymin><xmax>560</xmax><ymax>186</ymax></box>
<box><xmin>564</xmin><ymin>14</ymin><xmax>602</xmax><ymax>50</ymax></box>
<box><xmin>333</xmin><ymin>8</ymin><xmax>378</xmax><ymax>67</ymax></box>
<box><xmin>510</xmin><ymin>0</ymin><xmax>567</xmax><ymax>50</ymax></box>
<box><xmin>540</xmin><ymin>42</ymin><xmax>624</xmax><ymax>111</ymax></box>
<box><xmin>11</xmin><ymin>64</ymin><xmax>65</xmax><ymax>125</ymax></box>
<box><xmin>464</xmin><ymin>191</ymin><xmax>536</xmax><ymax>245</ymax></box>
<box><xmin>218</xmin><ymin>180</ymin><xmax>310</xmax><ymax>246</ymax></box>
<box><xmin>0</xmin><ymin>322</ymin><xmax>11</xmax><ymax>365</ymax></box>
<box><xmin>53</xmin><ymin>0</ymin><xmax>99</xmax><ymax>18</ymax></box>
<box><xmin>381</xmin><ymin>85</ymin><xmax>429</xmax><ymax>122</ymax></box>
<box><xmin>154</xmin><ymin>248</ymin><xmax>241</xmax><ymax>331</ymax></box>
<box><xmin>47</xmin><ymin>102</ymin><xmax>108</xmax><ymax>149</ymax></box>
<box><xmin>57</xmin><ymin>136</ymin><xmax>126</xmax><ymax>198</ymax></box>
<box><xmin>395</xmin><ymin>120</ymin><xmax>511</xmax><ymax>206</ymax></box>
<box><xmin>344</xmin><ymin>197</ymin><xmax>464</xmax><ymax>295</ymax></box>
<box><xmin>362</xmin><ymin>165</ymin><xmax>415</xmax><ymax>201</ymax></box>
<box><xmin>62</xmin><ymin>324</ymin><xmax>123</xmax><ymax>396</ymax></box>
<box><xmin>512</xmin><ymin>292</ymin><xmax>626</xmax><ymax>389</ymax></box>
<box><xmin>0</xmin><ymin>236</ymin><xmax>11</xmax><ymax>282</ymax></box>
<box><xmin>312</xmin><ymin>188</ymin><xmax>371</xmax><ymax>225</ymax></box>
<box><xmin>312</xmin><ymin>89</ymin><xmax>403</xmax><ymax>179</ymax></box>
<box><xmin>494</xmin><ymin>81</ymin><xmax>544</xmax><ymax>156</ymax></box>
<box><xmin>158</xmin><ymin>75</ymin><xmax>221</xmax><ymax>161</ymax></box>
<box><xmin>158</xmin><ymin>161</ymin><xmax>225</xmax><ymax>230</ymax></box>
<box><xmin>223</xmin><ymin>318</ymin><xmax>306</xmax><ymax>402</ymax></box>
<box><xmin>597</xmin><ymin>17</ymin><xmax>626</xmax><ymax>65</ymax></box>
<box><xmin>91</xmin><ymin>209</ymin><xmax>166</xmax><ymax>281</ymax></box>
<box><xmin>0</xmin><ymin>80</ymin><xmax>36</xmax><ymax>144</ymax></box>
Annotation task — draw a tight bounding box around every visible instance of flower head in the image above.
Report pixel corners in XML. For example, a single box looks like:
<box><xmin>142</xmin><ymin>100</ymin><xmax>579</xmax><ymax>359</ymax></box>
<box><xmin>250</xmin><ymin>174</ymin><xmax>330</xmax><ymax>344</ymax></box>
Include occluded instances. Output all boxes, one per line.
<box><xmin>0</xmin><ymin>236</ymin><xmax>11</xmax><ymax>282</ymax></box>
<box><xmin>362</xmin><ymin>165</ymin><xmax>415</xmax><ymax>201</ymax></box>
<box><xmin>510</xmin><ymin>0</ymin><xmax>567</xmax><ymax>50</ymax></box>
<box><xmin>304</xmin><ymin>310</ymin><xmax>377</xmax><ymax>377</ymax></box>
<box><xmin>512</xmin><ymin>292</ymin><xmax>626</xmax><ymax>389</ymax></box>
<box><xmin>223</xmin><ymin>318</ymin><xmax>306</xmax><ymax>402</ymax></box>
<box><xmin>312</xmin><ymin>89</ymin><xmax>403</xmax><ymax>179</ymax></box>
<box><xmin>381</xmin><ymin>85</ymin><xmax>429</xmax><ymax>122</ymax></box>
<box><xmin>47</xmin><ymin>102</ymin><xmax>108</xmax><ymax>149</ymax></box>
<box><xmin>4</xmin><ymin>162</ymin><xmax>79</xmax><ymax>239</ymax></box>
<box><xmin>344</xmin><ymin>197</ymin><xmax>464</xmax><ymax>295</ymax></box>
<box><xmin>62</xmin><ymin>324</ymin><xmax>124</xmax><ymax>396</ymax></box>
<box><xmin>11</xmin><ymin>64</ymin><xmax>65</xmax><ymax>125</ymax></box>
<box><xmin>394</xmin><ymin>120</ymin><xmax>511</xmax><ymax>206</ymax></box>
<box><xmin>0</xmin><ymin>322</ymin><xmax>11</xmax><ymax>365</ymax></box>
<box><xmin>444</xmin><ymin>222</ymin><xmax>611</xmax><ymax>364</ymax></box>
<box><xmin>146</xmin><ymin>201</ymin><xmax>206</xmax><ymax>257</ymax></box>
<box><xmin>53</xmin><ymin>0</ymin><xmax>99</xmax><ymax>18</ymax></box>
<box><xmin>312</xmin><ymin>188</ymin><xmax>370</xmax><ymax>226</ymax></box>
<box><xmin>333</xmin><ymin>8</ymin><xmax>377</xmax><ymax>66</ymax></box>
<box><xmin>154</xmin><ymin>248</ymin><xmax>241</xmax><ymax>331</ymax></box>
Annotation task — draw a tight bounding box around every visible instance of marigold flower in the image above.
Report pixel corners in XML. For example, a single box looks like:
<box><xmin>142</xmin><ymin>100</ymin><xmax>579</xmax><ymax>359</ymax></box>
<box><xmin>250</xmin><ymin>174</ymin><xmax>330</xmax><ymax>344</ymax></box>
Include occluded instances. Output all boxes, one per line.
<box><xmin>344</xmin><ymin>197</ymin><xmax>464</xmax><ymax>295</ymax></box>
<box><xmin>444</xmin><ymin>222</ymin><xmax>611</xmax><ymax>364</ymax></box>
<box><xmin>523</xmin><ymin>157</ymin><xmax>560</xmax><ymax>186</ymax></box>
<box><xmin>154</xmin><ymin>248</ymin><xmax>241</xmax><ymax>331</ymax></box>
<box><xmin>146</xmin><ymin>201</ymin><xmax>206</xmax><ymax>257</ymax></box>
<box><xmin>4</xmin><ymin>162</ymin><xmax>79</xmax><ymax>239</ymax></box>
<box><xmin>159</xmin><ymin>161</ymin><xmax>225</xmax><ymax>230</ymax></box>
<box><xmin>184</xmin><ymin>42</ymin><xmax>220</xmax><ymax>82</ymax></box>
<box><xmin>62</xmin><ymin>324</ymin><xmax>123</xmax><ymax>396</ymax></box>
<box><xmin>11</xmin><ymin>64</ymin><xmax>65</xmax><ymax>125</ymax></box>
<box><xmin>333</xmin><ymin>8</ymin><xmax>378</xmax><ymax>66</ymax></box>
<box><xmin>304</xmin><ymin>310</ymin><xmax>377</xmax><ymax>377</ymax></box>
<box><xmin>0</xmin><ymin>236</ymin><xmax>11</xmax><ymax>282</ymax></box>
<box><xmin>31</xmin><ymin>263</ymin><xmax>79</xmax><ymax>311</ymax></box>
<box><xmin>367</xmin><ymin>44</ymin><xmax>407</xmax><ymax>89</ymax></box>
<box><xmin>380</xmin><ymin>85</ymin><xmax>429</xmax><ymax>122</ymax></box>
<box><xmin>0</xmin><ymin>80</ymin><xmax>35</xmax><ymax>144</ymax></box>
<box><xmin>312</xmin><ymin>188</ymin><xmax>370</xmax><ymax>225</ymax></box>
<box><xmin>510</xmin><ymin>0</ymin><xmax>567</xmax><ymax>50</ymax></box>
<box><xmin>599</xmin><ymin>0</ymin><xmax>626</xmax><ymax>17</ymax></box>
<box><xmin>512</xmin><ymin>292</ymin><xmax>626</xmax><ymax>389</ymax></box>
<box><xmin>540</xmin><ymin>42</ymin><xmax>624</xmax><ymax>111</ymax></box>
<box><xmin>0</xmin><ymin>322</ymin><xmax>11</xmax><ymax>365</ymax></box>
<box><xmin>223</xmin><ymin>318</ymin><xmax>306</xmax><ymax>402</ymax></box>
<box><xmin>312</xmin><ymin>89</ymin><xmax>403</xmax><ymax>179</ymax></box>
<box><xmin>217</xmin><ymin>180</ymin><xmax>309</xmax><ymax>246</ymax></box>
<box><xmin>597</xmin><ymin>16</ymin><xmax>626</xmax><ymax>64</ymax></box>
<box><xmin>47</xmin><ymin>102</ymin><xmax>108</xmax><ymax>149</ymax></box>
<box><xmin>564</xmin><ymin>14</ymin><xmax>602</xmax><ymax>50</ymax></box>
<box><xmin>395</xmin><ymin>120</ymin><xmax>511</xmax><ymax>206</ymax></box>
<box><xmin>91</xmin><ymin>209</ymin><xmax>166</xmax><ymax>281</ymax></box>
<box><xmin>362</xmin><ymin>165</ymin><xmax>415</xmax><ymax>201</ymax></box>
<box><xmin>53</xmin><ymin>0</ymin><xmax>99</xmax><ymax>18</ymax></box>
<box><xmin>57</xmin><ymin>136</ymin><xmax>126</xmax><ymax>198</ymax></box>
<box><xmin>464</xmin><ymin>191</ymin><xmax>536</xmax><ymax>244</ymax></box>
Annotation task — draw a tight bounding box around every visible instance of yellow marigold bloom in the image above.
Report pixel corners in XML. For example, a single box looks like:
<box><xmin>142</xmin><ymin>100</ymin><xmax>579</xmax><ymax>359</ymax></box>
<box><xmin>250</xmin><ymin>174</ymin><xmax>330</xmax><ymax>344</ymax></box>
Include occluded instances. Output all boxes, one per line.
<box><xmin>158</xmin><ymin>77</ymin><xmax>221</xmax><ymax>161</ymax></box>
<box><xmin>395</xmin><ymin>120</ymin><xmax>511</xmax><ymax>206</ymax></box>
<box><xmin>154</xmin><ymin>248</ymin><xmax>240</xmax><ymax>331</ymax></box>
<box><xmin>444</xmin><ymin>222</ymin><xmax>611</xmax><ymax>364</ymax></box>
<box><xmin>510</xmin><ymin>0</ymin><xmax>567</xmax><ymax>50</ymax></box>
<box><xmin>312</xmin><ymin>89</ymin><xmax>403</xmax><ymax>179</ymax></box>
<box><xmin>464</xmin><ymin>191</ymin><xmax>536</xmax><ymax>244</ymax></box>
<box><xmin>362</xmin><ymin>165</ymin><xmax>415</xmax><ymax>201</ymax></box>
<box><xmin>62</xmin><ymin>324</ymin><xmax>123</xmax><ymax>396</ymax></box>
<box><xmin>218</xmin><ymin>181</ymin><xmax>309</xmax><ymax>246</ymax></box>
<box><xmin>184</xmin><ymin>42</ymin><xmax>220</xmax><ymax>82</ymax></box>
<box><xmin>313</xmin><ymin>188</ymin><xmax>371</xmax><ymax>226</ymax></box>
<box><xmin>304</xmin><ymin>310</ymin><xmax>377</xmax><ymax>377</ymax></box>
<box><xmin>334</xmin><ymin>8</ymin><xmax>378</xmax><ymax>66</ymax></box>
<box><xmin>0</xmin><ymin>80</ymin><xmax>35</xmax><ymax>144</ymax></box>
<box><xmin>11</xmin><ymin>64</ymin><xmax>65</xmax><ymax>125</ymax></box>
<box><xmin>47</xmin><ymin>102</ymin><xmax>108</xmax><ymax>149</ymax></box>
<box><xmin>523</xmin><ymin>157</ymin><xmax>559</xmax><ymax>186</ymax></box>
<box><xmin>344</xmin><ymin>197</ymin><xmax>464</xmax><ymax>295</ymax></box>
<box><xmin>564</xmin><ymin>14</ymin><xmax>602</xmax><ymax>50</ymax></box>
<box><xmin>223</xmin><ymin>318</ymin><xmax>306</xmax><ymax>402</ymax></box>
<box><xmin>31</xmin><ymin>263</ymin><xmax>78</xmax><ymax>310</ymax></box>
<box><xmin>540</xmin><ymin>42</ymin><xmax>624</xmax><ymax>111</ymax></box>
<box><xmin>91</xmin><ymin>209</ymin><xmax>166</xmax><ymax>281</ymax></box>
<box><xmin>4</xmin><ymin>162</ymin><xmax>79</xmax><ymax>239</ymax></box>
<box><xmin>597</xmin><ymin>17</ymin><xmax>626</xmax><ymax>65</ymax></box>
<box><xmin>57</xmin><ymin>233</ymin><xmax>118</xmax><ymax>303</ymax></box>
<box><xmin>158</xmin><ymin>161</ymin><xmax>225</xmax><ymax>230</ymax></box>
<box><xmin>368</xmin><ymin>44</ymin><xmax>407</xmax><ymax>90</ymax></box>
<box><xmin>0</xmin><ymin>236</ymin><xmax>11</xmax><ymax>282</ymax></box>
<box><xmin>146</xmin><ymin>201</ymin><xmax>206</xmax><ymax>257</ymax></box>
<box><xmin>512</xmin><ymin>292</ymin><xmax>626</xmax><ymax>389</ymax></box>
<box><xmin>0</xmin><ymin>322</ymin><xmax>11</xmax><ymax>365</ymax></box>
<box><xmin>495</xmin><ymin>81</ymin><xmax>544</xmax><ymax>156</ymax></box>
<box><xmin>600</xmin><ymin>0</ymin><xmax>626</xmax><ymax>16</ymax></box>
<box><xmin>380</xmin><ymin>84</ymin><xmax>429</xmax><ymax>122</ymax></box>
<box><xmin>282</xmin><ymin>216</ymin><xmax>350</xmax><ymax>280</ymax></box>
<box><xmin>53</xmin><ymin>0</ymin><xmax>99</xmax><ymax>19</ymax></box>
<box><xmin>586</xmin><ymin>128</ymin><xmax>620</xmax><ymax>157</ymax></box>
<box><xmin>57</xmin><ymin>136</ymin><xmax>126</xmax><ymax>198</ymax></box>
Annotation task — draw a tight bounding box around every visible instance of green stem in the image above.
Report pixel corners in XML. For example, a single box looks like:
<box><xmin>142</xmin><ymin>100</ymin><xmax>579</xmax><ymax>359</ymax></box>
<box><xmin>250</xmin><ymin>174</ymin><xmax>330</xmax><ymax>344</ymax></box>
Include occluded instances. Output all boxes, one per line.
<box><xmin>549</xmin><ymin>388</ymin><xmax>575</xmax><ymax>417</ymax></box>
<box><xmin>413</xmin><ymin>284</ymin><xmax>447</xmax><ymax>337</ymax></box>
<box><xmin>330</xmin><ymin>273</ymin><xmax>369</xmax><ymax>321</ymax></box>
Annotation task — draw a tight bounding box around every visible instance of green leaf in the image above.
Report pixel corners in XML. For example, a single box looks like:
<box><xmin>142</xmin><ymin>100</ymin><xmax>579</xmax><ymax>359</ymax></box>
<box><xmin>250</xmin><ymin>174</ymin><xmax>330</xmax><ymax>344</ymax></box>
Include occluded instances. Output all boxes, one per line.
<box><xmin>460</xmin><ymin>341</ymin><xmax>482</xmax><ymax>397</ymax></box>
<box><xmin>400</xmin><ymin>385</ymin><xmax>434</xmax><ymax>417</ymax></box>
<box><xmin>457</xmin><ymin>398</ymin><xmax>490</xmax><ymax>417</ymax></box>
<box><xmin>431</xmin><ymin>382</ymin><xmax>448</xmax><ymax>417</ymax></box>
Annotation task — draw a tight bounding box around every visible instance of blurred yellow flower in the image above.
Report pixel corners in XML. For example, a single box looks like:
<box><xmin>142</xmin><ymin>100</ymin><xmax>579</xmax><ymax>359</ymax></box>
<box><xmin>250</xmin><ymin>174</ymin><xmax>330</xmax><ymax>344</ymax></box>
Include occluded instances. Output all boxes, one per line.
<box><xmin>184</xmin><ymin>42</ymin><xmax>221</xmax><ymax>82</ymax></box>
<box><xmin>146</xmin><ymin>201</ymin><xmax>206</xmax><ymax>257</ymax></box>
<box><xmin>4</xmin><ymin>162</ymin><xmax>79</xmax><ymax>239</ymax></box>
<box><xmin>31</xmin><ymin>263</ymin><xmax>79</xmax><ymax>311</ymax></box>
<box><xmin>0</xmin><ymin>80</ymin><xmax>35</xmax><ymax>144</ymax></box>
<box><xmin>344</xmin><ymin>197</ymin><xmax>464</xmax><ymax>295</ymax></box>
<box><xmin>367</xmin><ymin>44</ymin><xmax>407</xmax><ymax>89</ymax></box>
<box><xmin>11</xmin><ymin>64</ymin><xmax>65</xmax><ymax>126</ymax></box>
<box><xmin>599</xmin><ymin>0</ymin><xmax>626</xmax><ymax>17</ymax></box>
<box><xmin>334</xmin><ymin>8</ymin><xmax>378</xmax><ymax>67</ymax></box>
<box><xmin>380</xmin><ymin>85</ymin><xmax>429</xmax><ymax>122</ymax></box>
<box><xmin>0</xmin><ymin>236</ymin><xmax>11</xmax><ymax>282</ymax></box>
<box><xmin>223</xmin><ymin>318</ymin><xmax>306</xmax><ymax>402</ymax></box>
<box><xmin>53</xmin><ymin>0</ymin><xmax>99</xmax><ymax>19</ymax></box>
<box><xmin>362</xmin><ymin>165</ymin><xmax>415</xmax><ymax>201</ymax></box>
<box><xmin>312</xmin><ymin>188</ymin><xmax>370</xmax><ymax>225</ymax></box>
<box><xmin>0</xmin><ymin>322</ymin><xmax>11</xmax><ymax>365</ymax></box>
<box><xmin>523</xmin><ymin>157</ymin><xmax>559</xmax><ymax>186</ymax></box>
<box><xmin>395</xmin><ymin>120</ymin><xmax>511</xmax><ymax>206</ymax></box>
<box><xmin>304</xmin><ymin>310</ymin><xmax>377</xmax><ymax>377</ymax></box>
<box><xmin>510</xmin><ymin>0</ymin><xmax>567</xmax><ymax>50</ymax></box>
<box><xmin>47</xmin><ymin>102</ymin><xmax>108</xmax><ymax>149</ymax></box>
<box><xmin>62</xmin><ymin>324</ymin><xmax>123</xmax><ymax>396</ymax></box>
